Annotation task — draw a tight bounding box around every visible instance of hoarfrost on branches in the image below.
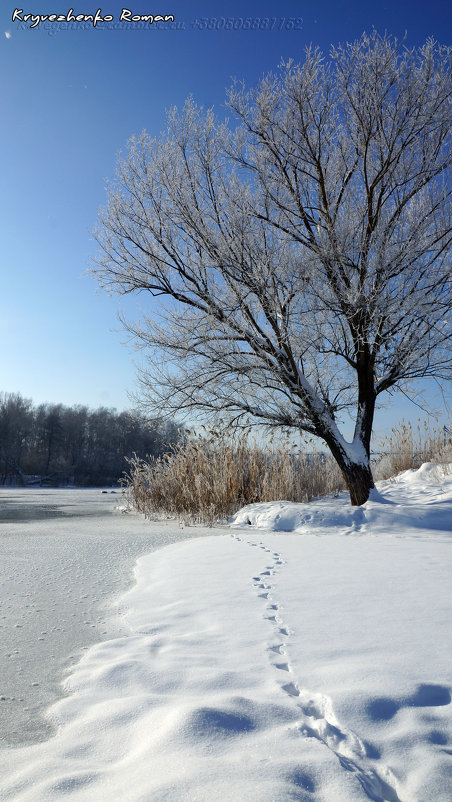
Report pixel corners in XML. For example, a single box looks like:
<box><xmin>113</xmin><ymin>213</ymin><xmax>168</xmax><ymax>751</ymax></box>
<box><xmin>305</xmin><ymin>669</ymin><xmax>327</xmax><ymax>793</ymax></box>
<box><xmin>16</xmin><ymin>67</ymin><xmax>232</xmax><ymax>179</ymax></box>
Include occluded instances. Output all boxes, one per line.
<box><xmin>93</xmin><ymin>32</ymin><xmax>451</xmax><ymax>504</ymax></box>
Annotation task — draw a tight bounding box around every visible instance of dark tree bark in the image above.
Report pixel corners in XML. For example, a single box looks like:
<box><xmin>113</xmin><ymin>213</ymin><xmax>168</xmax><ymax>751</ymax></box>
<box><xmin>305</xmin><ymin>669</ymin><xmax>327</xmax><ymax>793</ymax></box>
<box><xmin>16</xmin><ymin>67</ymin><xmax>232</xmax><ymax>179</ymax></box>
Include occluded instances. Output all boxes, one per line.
<box><xmin>338</xmin><ymin>459</ymin><xmax>375</xmax><ymax>507</ymax></box>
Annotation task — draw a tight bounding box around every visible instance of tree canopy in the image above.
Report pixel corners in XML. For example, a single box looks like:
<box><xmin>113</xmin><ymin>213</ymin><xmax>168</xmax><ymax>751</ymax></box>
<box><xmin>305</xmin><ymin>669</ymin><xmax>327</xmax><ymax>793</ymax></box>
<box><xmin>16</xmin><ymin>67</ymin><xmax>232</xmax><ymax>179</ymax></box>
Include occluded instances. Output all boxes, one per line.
<box><xmin>93</xmin><ymin>32</ymin><xmax>451</xmax><ymax>504</ymax></box>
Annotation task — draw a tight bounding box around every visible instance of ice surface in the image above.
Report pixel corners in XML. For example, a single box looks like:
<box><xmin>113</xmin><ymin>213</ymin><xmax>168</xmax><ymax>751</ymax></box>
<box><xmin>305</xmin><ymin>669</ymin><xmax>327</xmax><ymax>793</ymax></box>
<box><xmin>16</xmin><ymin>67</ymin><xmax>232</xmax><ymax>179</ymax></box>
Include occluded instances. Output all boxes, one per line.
<box><xmin>0</xmin><ymin>468</ymin><xmax>451</xmax><ymax>801</ymax></box>
<box><xmin>0</xmin><ymin>488</ymin><xmax>218</xmax><ymax>746</ymax></box>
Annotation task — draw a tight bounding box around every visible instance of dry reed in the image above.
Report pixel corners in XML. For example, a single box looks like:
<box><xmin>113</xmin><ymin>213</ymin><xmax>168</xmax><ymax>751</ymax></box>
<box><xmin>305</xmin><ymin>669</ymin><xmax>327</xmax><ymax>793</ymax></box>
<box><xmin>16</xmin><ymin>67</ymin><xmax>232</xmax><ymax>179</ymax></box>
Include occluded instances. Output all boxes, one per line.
<box><xmin>374</xmin><ymin>420</ymin><xmax>452</xmax><ymax>480</ymax></box>
<box><xmin>124</xmin><ymin>428</ymin><xmax>344</xmax><ymax>524</ymax></box>
<box><xmin>124</xmin><ymin>421</ymin><xmax>452</xmax><ymax>524</ymax></box>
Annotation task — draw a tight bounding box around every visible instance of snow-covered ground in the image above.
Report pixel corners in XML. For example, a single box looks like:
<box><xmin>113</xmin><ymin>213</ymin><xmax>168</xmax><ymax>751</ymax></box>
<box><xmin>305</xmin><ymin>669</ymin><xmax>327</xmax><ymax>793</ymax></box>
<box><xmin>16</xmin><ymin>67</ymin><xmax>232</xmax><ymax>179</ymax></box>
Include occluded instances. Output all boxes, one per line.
<box><xmin>0</xmin><ymin>465</ymin><xmax>451</xmax><ymax>801</ymax></box>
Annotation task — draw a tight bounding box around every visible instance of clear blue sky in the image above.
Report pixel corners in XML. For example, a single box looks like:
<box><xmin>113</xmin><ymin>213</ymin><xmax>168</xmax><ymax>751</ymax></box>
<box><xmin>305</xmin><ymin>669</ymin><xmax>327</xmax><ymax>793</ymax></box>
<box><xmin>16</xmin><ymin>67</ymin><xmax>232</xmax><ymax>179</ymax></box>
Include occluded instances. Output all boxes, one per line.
<box><xmin>1</xmin><ymin>0</ymin><xmax>451</xmax><ymax>441</ymax></box>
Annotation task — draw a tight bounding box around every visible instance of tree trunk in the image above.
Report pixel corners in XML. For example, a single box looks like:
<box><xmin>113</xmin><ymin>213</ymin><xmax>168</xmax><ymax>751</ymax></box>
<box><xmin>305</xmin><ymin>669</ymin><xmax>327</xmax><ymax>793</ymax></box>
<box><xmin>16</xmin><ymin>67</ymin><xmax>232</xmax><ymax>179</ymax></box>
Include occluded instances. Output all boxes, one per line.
<box><xmin>340</xmin><ymin>459</ymin><xmax>374</xmax><ymax>506</ymax></box>
<box><xmin>322</xmin><ymin>431</ymin><xmax>375</xmax><ymax>506</ymax></box>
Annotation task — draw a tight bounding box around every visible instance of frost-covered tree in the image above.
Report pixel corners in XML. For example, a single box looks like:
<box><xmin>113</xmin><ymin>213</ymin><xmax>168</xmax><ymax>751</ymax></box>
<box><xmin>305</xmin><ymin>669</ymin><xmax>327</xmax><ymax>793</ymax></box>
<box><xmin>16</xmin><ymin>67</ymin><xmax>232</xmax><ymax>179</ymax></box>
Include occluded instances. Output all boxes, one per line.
<box><xmin>93</xmin><ymin>33</ymin><xmax>451</xmax><ymax>505</ymax></box>
<box><xmin>0</xmin><ymin>392</ymin><xmax>33</xmax><ymax>483</ymax></box>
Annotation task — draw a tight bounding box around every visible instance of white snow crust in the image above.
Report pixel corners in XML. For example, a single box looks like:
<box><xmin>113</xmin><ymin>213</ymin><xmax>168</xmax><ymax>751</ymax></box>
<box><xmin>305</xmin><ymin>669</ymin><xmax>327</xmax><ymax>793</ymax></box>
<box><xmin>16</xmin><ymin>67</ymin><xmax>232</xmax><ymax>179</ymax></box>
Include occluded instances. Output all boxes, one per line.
<box><xmin>0</xmin><ymin>465</ymin><xmax>451</xmax><ymax>801</ymax></box>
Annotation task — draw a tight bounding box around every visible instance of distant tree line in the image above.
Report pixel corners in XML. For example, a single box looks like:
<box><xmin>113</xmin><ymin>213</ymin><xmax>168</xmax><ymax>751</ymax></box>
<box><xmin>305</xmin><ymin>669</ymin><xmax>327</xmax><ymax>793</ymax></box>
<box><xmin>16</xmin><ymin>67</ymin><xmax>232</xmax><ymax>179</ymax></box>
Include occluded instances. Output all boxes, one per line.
<box><xmin>0</xmin><ymin>392</ymin><xmax>179</xmax><ymax>486</ymax></box>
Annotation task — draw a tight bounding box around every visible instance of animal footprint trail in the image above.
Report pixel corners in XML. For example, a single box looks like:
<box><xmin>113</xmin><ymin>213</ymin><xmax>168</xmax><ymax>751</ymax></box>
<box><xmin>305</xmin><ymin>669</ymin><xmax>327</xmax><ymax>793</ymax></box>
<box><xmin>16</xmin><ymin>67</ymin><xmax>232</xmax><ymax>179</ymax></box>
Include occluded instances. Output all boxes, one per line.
<box><xmin>245</xmin><ymin>539</ymin><xmax>295</xmax><ymax>679</ymax></box>
<box><xmin>238</xmin><ymin>535</ymin><xmax>403</xmax><ymax>802</ymax></box>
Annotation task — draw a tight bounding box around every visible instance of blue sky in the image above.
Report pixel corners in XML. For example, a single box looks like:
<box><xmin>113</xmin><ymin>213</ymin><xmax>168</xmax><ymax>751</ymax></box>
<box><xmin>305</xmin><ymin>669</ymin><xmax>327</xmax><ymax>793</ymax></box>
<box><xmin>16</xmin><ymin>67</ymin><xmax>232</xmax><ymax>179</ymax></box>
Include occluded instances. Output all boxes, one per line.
<box><xmin>1</xmin><ymin>0</ymin><xmax>451</xmax><ymax>440</ymax></box>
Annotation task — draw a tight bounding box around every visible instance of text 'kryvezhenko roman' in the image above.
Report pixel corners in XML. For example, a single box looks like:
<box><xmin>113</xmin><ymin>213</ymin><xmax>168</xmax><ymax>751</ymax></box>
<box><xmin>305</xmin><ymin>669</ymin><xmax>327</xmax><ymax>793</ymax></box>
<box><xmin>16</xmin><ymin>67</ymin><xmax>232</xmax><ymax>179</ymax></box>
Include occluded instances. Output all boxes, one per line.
<box><xmin>11</xmin><ymin>8</ymin><xmax>175</xmax><ymax>29</ymax></box>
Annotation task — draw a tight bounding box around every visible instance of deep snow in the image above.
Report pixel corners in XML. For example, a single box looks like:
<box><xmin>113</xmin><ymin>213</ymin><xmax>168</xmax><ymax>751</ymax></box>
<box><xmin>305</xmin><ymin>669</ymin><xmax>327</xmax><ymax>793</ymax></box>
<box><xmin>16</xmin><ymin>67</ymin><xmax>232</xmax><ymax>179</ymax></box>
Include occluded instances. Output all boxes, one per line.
<box><xmin>0</xmin><ymin>466</ymin><xmax>451</xmax><ymax>801</ymax></box>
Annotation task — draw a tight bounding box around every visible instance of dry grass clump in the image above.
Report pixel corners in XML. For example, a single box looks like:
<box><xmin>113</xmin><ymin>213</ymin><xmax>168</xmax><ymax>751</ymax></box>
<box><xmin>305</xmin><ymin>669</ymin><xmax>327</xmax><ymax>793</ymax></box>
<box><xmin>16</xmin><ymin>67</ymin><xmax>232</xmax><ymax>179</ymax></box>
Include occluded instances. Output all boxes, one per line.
<box><xmin>375</xmin><ymin>420</ymin><xmax>452</xmax><ymax>480</ymax></box>
<box><xmin>124</xmin><ymin>428</ymin><xmax>344</xmax><ymax>524</ymax></box>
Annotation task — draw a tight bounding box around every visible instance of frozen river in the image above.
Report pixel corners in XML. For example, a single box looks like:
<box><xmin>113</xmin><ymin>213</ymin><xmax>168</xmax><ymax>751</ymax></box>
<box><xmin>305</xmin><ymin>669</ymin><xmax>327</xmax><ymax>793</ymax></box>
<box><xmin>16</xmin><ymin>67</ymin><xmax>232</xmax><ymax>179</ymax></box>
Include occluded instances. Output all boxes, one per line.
<box><xmin>0</xmin><ymin>488</ymin><xmax>216</xmax><ymax>747</ymax></box>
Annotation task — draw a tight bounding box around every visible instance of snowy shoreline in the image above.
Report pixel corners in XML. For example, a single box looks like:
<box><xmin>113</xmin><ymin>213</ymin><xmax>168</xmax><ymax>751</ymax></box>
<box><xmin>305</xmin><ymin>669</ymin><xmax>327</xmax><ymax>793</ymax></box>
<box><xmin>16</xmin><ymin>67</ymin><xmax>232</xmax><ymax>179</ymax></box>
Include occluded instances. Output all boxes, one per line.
<box><xmin>0</xmin><ymin>466</ymin><xmax>451</xmax><ymax>801</ymax></box>
<box><xmin>0</xmin><ymin>488</ymin><xmax>220</xmax><ymax>747</ymax></box>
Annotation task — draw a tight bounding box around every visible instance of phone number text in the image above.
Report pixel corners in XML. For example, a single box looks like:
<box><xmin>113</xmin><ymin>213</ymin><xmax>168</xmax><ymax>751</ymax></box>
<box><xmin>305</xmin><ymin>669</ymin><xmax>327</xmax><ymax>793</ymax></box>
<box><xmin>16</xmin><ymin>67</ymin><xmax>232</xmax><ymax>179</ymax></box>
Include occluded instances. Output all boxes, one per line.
<box><xmin>190</xmin><ymin>17</ymin><xmax>303</xmax><ymax>31</ymax></box>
